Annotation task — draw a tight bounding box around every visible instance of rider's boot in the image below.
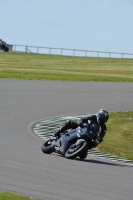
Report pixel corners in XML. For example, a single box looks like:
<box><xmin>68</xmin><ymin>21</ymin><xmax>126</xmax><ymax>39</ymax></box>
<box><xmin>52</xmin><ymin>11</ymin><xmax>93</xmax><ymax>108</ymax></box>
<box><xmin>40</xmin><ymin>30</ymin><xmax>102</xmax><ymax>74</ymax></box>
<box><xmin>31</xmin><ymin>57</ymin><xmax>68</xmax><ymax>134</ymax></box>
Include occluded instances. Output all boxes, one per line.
<box><xmin>54</xmin><ymin>129</ymin><xmax>61</xmax><ymax>138</ymax></box>
<box><xmin>54</xmin><ymin>120</ymin><xmax>78</xmax><ymax>138</ymax></box>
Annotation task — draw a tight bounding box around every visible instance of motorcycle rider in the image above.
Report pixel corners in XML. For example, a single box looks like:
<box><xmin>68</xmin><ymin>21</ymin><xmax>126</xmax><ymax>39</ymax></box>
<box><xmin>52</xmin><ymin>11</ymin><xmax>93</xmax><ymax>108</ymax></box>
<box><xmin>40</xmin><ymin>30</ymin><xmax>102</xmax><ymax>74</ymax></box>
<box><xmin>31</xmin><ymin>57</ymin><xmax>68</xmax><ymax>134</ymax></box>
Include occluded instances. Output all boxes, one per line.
<box><xmin>54</xmin><ymin>109</ymin><xmax>109</xmax><ymax>158</ymax></box>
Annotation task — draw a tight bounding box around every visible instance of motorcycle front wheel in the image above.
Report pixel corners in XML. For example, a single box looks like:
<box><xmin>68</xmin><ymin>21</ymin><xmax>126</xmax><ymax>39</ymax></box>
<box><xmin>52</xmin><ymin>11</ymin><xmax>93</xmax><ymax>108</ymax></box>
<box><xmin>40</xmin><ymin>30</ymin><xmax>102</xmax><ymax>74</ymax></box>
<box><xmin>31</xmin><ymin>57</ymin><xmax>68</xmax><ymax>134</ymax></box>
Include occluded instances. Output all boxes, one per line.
<box><xmin>41</xmin><ymin>139</ymin><xmax>54</xmax><ymax>154</ymax></box>
<box><xmin>65</xmin><ymin>139</ymin><xmax>88</xmax><ymax>159</ymax></box>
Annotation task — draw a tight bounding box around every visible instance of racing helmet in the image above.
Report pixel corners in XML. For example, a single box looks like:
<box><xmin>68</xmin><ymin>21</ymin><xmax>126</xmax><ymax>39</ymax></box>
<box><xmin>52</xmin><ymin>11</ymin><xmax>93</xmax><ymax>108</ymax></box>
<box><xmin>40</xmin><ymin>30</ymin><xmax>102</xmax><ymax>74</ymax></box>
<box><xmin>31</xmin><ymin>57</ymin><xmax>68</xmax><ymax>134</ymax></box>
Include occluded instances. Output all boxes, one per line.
<box><xmin>97</xmin><ymin>109</ymin><xmax>109</xmax><ymax>124</ymax></box>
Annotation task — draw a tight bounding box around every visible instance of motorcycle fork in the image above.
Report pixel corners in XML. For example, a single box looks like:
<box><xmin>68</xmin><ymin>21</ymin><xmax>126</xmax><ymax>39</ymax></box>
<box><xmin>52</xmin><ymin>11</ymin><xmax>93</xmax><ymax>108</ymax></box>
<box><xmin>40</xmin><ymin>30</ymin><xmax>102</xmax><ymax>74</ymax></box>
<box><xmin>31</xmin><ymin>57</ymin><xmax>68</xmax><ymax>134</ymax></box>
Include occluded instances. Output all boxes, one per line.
<box><xmin>54</xmin><ymin>140</ymin><xmax>64</xmax><ymax>155</ymax></box>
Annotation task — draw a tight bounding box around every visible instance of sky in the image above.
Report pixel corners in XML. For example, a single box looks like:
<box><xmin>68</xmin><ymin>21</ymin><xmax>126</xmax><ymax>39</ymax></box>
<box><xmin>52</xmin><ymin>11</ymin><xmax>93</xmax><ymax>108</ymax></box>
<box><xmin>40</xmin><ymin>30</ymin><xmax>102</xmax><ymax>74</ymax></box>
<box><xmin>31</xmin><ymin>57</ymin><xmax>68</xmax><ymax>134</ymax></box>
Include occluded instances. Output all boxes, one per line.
<box><xmin>1</xmin><ymin>0</ymin><xmax>133</xmax><ymax>54</ymax></box>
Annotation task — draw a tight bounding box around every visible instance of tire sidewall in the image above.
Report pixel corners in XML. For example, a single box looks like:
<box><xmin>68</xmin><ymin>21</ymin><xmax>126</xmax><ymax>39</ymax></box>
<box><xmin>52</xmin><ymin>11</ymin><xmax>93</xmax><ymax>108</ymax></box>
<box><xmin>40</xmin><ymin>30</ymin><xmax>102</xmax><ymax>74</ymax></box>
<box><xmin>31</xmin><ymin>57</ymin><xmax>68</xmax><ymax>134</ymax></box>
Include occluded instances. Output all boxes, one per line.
<box><xmin>41</xmin><ymin>139</ymin><xmax>54</xmax><ymax>154</ymax></box>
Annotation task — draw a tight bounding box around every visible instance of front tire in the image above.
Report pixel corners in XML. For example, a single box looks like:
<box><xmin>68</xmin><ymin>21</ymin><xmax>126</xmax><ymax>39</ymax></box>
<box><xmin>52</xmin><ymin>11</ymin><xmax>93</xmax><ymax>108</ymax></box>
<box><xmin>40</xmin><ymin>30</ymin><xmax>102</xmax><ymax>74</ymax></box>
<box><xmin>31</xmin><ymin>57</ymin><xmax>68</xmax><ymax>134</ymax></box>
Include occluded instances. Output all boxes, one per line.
<box><xmin>65</xmin><ymin>139</ymin><xmax>88</xmax><ymax>159</ymax></box>
<box><xmin>41</xmin><ymin>139</ymin><xmax>54</xmax><ymax>154</ymax></box>
<box><xmin>79</xmin><ymin>150</ymin><xmax>88</xmax><ymax>159</ymax></box>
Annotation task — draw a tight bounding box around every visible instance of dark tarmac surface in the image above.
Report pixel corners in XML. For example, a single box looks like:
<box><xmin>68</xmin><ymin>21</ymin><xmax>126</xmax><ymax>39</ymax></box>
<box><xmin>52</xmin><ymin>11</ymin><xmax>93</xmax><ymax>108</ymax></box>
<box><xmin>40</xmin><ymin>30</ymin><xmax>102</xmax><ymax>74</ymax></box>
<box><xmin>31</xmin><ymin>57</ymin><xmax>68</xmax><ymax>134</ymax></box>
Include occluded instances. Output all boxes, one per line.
<box><xmin>0</xmin><ymin>79</ymin><xmax>133</xmax><ymax>200</ymax></box>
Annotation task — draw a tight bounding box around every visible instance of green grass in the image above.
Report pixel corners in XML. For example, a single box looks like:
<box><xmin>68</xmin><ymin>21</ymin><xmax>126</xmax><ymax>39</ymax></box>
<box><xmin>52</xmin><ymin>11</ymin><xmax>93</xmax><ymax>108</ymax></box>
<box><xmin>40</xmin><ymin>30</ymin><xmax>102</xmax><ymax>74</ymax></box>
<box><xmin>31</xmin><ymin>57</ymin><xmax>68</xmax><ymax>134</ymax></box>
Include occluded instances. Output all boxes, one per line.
<box><xmin>0</xmin><ymin>52</ymin><xmax>133</xmax><ymax>81</ymax></box>
<box><xmin>0</xmin><ymin>192</ymin><xmax>44</xmax><ymax>200</ymax></box>
<box><xmin>97</xmin><ymin>111</ymin><xmax>133</xmax><ymax>160</ymax></box>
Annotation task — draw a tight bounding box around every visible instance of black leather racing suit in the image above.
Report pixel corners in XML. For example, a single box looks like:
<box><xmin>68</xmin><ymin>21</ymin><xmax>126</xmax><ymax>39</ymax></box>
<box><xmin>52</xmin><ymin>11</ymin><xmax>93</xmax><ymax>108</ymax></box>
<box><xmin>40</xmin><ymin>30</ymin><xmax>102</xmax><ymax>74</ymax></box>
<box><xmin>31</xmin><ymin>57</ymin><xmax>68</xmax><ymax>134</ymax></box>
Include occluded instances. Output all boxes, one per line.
<box><xmin>55</xmin><ymin>114</ymin><xmax>107</xmax><ymax>148</ymax></box>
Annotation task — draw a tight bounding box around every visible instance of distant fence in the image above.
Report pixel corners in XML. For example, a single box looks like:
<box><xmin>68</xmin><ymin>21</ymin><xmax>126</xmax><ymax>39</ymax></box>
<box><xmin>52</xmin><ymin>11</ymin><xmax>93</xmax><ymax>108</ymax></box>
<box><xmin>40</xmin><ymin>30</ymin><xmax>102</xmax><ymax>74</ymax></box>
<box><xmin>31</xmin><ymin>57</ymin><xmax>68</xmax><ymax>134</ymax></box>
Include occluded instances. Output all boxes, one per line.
<box><xmin>7</xmin><ymin>44</ymin><xmax>13</xmax><ymax>51</ymax></box>
<box><xmin>11</xmin><ymin>44</ymin><xmax>133</xmax><ymax>59</ymax></box>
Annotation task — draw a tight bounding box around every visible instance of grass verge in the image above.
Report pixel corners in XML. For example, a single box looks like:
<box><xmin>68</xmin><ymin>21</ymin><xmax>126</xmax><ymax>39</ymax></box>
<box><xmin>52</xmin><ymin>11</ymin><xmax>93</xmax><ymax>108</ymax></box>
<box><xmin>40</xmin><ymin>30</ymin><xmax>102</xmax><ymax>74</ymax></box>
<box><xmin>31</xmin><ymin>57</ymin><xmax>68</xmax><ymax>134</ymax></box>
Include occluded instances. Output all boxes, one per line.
<box><xmin>0</xmin><ymin>52</ymin><xmax>133</xmax><ymax>81</ymax></box>
<box><xmin>0</xmin><ymin>192</ymin><xmax>44</xmax><ymax>200</ymax></box>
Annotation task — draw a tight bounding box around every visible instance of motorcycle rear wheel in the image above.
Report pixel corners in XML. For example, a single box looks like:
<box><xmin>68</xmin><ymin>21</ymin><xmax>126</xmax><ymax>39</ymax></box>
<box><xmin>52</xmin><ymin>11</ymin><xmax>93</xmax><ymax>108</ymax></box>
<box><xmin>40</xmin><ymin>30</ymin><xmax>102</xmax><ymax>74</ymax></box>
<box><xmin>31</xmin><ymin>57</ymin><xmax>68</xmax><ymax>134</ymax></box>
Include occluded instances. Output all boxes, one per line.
<box><xmin>41</xmin><ymin>139</ymin><xmax>54</xmax><ymax>154</ymax></box>
<box><xmin>65</xmin><ymin>139</ymin><xmax>88</xmax><ymax>159</ymax></box>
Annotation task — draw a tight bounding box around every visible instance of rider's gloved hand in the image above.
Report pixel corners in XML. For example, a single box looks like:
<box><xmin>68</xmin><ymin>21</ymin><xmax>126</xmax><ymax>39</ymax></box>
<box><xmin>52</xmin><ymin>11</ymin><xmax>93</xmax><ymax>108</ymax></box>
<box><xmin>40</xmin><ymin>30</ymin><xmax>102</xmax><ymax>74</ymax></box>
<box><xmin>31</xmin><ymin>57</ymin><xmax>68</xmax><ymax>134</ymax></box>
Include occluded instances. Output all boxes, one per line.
<box><xmin>93</xmin><ymin>139</ymin><xmax>100</xmax><ymax>146</ymax></box>
<box><xmin>93</xmin><ymin>133</ymin><xmax>100</xmax><ymax>140</ymax></box>
<box><xmin>93</xmin><ymin>132</ymin><xmax>101</xmax><ymax>146</ymax></box>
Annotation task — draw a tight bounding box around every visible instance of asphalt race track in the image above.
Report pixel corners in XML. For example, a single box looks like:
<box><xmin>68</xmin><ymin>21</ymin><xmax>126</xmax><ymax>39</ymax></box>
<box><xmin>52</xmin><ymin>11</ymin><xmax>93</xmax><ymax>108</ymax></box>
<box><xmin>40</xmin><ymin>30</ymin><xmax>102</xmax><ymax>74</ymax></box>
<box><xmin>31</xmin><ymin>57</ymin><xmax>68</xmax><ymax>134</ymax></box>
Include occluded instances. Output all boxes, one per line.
<box><xmin>0</xmin><ymin>79</ymin><xmax>133</xmax><ymax>200</ymax></box>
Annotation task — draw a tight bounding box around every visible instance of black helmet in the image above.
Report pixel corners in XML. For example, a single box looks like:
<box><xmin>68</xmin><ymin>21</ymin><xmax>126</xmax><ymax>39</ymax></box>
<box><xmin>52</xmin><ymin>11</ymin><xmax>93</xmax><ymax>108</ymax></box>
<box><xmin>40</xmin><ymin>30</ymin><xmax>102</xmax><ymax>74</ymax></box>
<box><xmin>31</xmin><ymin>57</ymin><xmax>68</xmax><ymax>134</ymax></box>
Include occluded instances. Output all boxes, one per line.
<box><xmin>97</xmin><ymin>109</ymin><xmax>109</xmax><ymax>124</ymax></box>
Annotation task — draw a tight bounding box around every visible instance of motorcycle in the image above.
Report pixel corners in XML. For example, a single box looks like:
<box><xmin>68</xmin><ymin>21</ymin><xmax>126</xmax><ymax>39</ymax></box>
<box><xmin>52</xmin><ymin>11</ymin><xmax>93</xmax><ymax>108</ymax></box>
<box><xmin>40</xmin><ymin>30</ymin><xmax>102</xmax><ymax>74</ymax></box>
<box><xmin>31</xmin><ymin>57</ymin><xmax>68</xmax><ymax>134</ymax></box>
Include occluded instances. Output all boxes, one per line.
<box><xmin>41</xmin><ymin>122</ymin><xmax>101</xmax><ymax>159</ymax></box>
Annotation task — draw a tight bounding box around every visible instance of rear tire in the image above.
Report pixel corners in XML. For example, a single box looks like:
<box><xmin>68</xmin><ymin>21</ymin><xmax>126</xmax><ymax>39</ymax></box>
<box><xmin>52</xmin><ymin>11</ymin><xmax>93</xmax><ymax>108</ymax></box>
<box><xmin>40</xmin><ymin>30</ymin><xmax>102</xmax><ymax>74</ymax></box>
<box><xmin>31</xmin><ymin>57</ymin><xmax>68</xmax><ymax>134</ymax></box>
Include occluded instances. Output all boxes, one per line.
<box><xmin>41</xmin><ymin>139</ymin><xmax>54</xmax><ymax>154</ymax></box>
<box><xmin>65</xmin><ymin>139</ymin><xmax>88</xmax><ymax>159</ymax></box>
